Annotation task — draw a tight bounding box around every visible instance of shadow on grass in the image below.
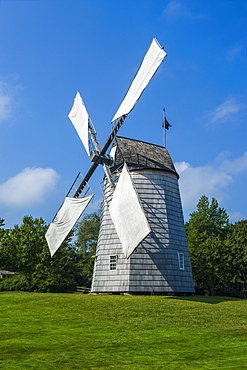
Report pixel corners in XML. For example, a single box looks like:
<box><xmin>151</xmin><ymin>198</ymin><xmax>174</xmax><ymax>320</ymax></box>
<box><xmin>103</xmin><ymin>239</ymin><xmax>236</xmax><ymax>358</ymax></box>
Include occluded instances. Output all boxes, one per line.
<box><xmin>166</xmin><ymin>295</ymin><xmax>243</xmax><ymax>304</ymax></box>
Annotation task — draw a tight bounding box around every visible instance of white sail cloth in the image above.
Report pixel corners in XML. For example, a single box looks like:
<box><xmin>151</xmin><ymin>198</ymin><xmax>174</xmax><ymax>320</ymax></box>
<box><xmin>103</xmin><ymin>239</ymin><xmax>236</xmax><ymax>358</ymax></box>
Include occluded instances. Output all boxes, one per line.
<box><xmin>109</xmin><ymin>145</ymin><xmax>117</xmax><ymax>162</ymax></box>
<box><xmin>68</xmin><ymin>92</ymin><xmax>90</xmax><ymax>155</ymax></box>
<box><xmin>111</xmin><ymin>38</ymin><xmax>167</xmax><ymax>122</ymax></box>
<box><xmin>109</xmin><ymin>164</ymin><xmax>151</xmax><ymax>258</ymax></box>
<box><xmin>45</xmin><ymin>194</ymin><xmax>94</xmax><ymax>257</ymax></box>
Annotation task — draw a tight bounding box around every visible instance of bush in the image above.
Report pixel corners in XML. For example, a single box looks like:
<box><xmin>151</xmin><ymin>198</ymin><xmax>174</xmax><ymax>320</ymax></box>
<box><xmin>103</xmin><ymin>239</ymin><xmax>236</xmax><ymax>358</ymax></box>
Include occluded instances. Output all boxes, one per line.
<box><xmin>0</xmin><ymin>274</ymin><xmax>28</xmax><ymax>291</ymax></box>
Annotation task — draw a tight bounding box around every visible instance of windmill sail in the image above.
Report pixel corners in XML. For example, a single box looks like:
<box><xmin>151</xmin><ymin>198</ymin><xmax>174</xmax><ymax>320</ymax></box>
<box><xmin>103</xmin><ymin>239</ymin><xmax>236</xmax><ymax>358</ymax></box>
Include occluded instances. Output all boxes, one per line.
<box><xmin>68</xmin><ymin>92</ymin><xmax>90</xmax><ymax>156</ymax></box>
<box><xmin>109</xmin><ymin>145</ymin><xmax>117</xmax><ymax>162</ymax></box>
<box><xmin>45</xmin><ymin>194</ymin><xmax>94</xmax><ymax>257</ymax></box>
<box><xmin>109</xmin><ymin>163</ymin><xmax>151</xmax><ymax>258</ymax></box>
<box><xmin>111</xmin><ymin>38</ymin><xmax>167</xmax><ymax>122</ymax></box>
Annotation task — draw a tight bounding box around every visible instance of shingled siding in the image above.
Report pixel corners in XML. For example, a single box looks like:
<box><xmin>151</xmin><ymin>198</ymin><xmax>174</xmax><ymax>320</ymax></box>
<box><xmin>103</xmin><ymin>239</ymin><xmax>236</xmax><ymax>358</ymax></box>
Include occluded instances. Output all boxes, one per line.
<box><xmin>91</xmin><ymin>180</ymin><xmax>130</xmax><ymax>292</ymax></box>
<box><xmin>128</xmin><ymin>169</ymin><xmax>194</xmax><ymax>293</ymax></box>
<box><xmin>91</xmin><ymin>167</ymin><xmax>195</xmax><ymax>294</ymax></box>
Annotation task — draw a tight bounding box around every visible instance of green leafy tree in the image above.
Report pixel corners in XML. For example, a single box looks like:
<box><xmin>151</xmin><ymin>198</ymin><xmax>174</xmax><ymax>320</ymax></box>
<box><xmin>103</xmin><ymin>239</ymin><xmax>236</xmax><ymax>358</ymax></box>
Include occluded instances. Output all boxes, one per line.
<box><xmin>186</xmin><ymin>195</ymin><xmax>231</xmax><ymax>295</ymax></box>
<box><xmin>0</xmin><ymin>216</ymin><xmax>77</xmax><ymax>292</ymax></box>
<box><xmin>34</xmin><ymin>230</ymin><xmax>78</xmax><ymax>293</ymax></box>
<box><xmin>0</xmin><ymin>218</ymin><xmax>4</xmax><ymax>228</ymax></box>
<box><xmin>230</xmin><ymin>220</ymin><xmax>247</xmax><ymax>294</ymax></box>
<box><xmin>0</xmin><ymin>218</ymin><xmax>7</xmax><ymax>269</ymax></box>
<box><xmin>0</xmin><ymin>228</ymin><xmax>19</xmax><ymax>272</ymax></box>
<box><xmin>0</xmin><ymin>216</ymin><xmax>48</xmax><ymax>291</ymax></box>
<box><xmin>0</xmin><ymin>218</ymin><xmax>5</xmax><ymax>241</ymax></box>
<box><xmin>74</xmin><ymin>210</ymin><xmax>101</xmax><ymax>287</ymax></box>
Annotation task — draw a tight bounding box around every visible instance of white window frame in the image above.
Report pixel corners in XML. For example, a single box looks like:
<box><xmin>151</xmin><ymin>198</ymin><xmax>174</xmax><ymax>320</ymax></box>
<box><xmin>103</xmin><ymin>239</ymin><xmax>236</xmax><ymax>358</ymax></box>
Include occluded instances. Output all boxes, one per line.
<box><xmin>178</xmin><ymin>252</ymin><xmax>185</xmax><ymax>270</ymax></box>
<box><xmin>109</xmin><ymin>255</ymin><xmax>117</xmax><ymax>270</ymax></box>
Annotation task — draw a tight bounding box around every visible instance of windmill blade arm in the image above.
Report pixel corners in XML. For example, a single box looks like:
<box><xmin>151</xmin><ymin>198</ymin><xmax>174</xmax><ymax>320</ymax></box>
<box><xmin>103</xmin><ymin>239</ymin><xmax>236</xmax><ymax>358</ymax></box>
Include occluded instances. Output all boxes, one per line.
<box><xmin>74</xmin><ymin>162</ymin><xmax>98</xmax><ymax>198</ymax></box>
<box><xmin>101</xmin><ymin>115</ymin><xmax>127</xmax><ymax>155</ymax></box>
<box><xmin>74</xmin><ymin>114</ymin><xmax>127</xmax><ymax>197</ymax></box>
<box><xmin>111</xmin><ymin>38</ymin><xmax>167</xmax><ymax>122</ymax></box>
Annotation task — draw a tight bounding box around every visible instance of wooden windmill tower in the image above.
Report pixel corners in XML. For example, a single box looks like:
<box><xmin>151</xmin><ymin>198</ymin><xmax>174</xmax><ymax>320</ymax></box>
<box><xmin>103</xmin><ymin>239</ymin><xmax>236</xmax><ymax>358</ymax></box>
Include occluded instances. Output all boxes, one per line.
<box><xmin>45</xmin><ymin>38</ymin><xmax>195</xmax><ymax>294</ymax></box>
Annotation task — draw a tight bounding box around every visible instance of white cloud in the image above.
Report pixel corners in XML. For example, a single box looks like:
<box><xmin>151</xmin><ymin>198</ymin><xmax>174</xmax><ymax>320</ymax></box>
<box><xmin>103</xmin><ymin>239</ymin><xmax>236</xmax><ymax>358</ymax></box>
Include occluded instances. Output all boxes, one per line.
<box><xmin>175</xmin><ymin>151</ymin><xmax>247</xmax><ymax>219</ymax></box>
<box><xmin>163</xmin><ymin>1</ymin><xmax>203</xmax><ymax>20</ymax></box>
<box><xmin>175</xmin><ymin>161</ymin><xmax>233</xmax><ymax>209</ymax></box>
<box><xmin>230</xmin><ymin>212</ymin><xmax>246</xmax><ymax>223</ymax></box>
<box><xmin>219</xmin><ymin>151</ymin><xmax>247</xmax><ymax>174</ymax></box>
<box><xmin>0</xmin><ymin>82</ymin><xmax>12</xmax><ymax>121</ymax></box>
<box><xmin>164</xmin><ymin>1</ymin><xmax>182</xmax><ymax>18</ymax></box>
<box><xmin>0</xmin><ymin>168</ymin><xmax>60</xmax><ymax>207</ymax></box>
<box><xmin>227</xmin><ymin>45</ymin><xmax>243</xmax><ymax>60</ymax></box>
<box><xmin>209</xmin><ymin>97</ymin><xmax>246</xmax><ymax>124</ymax></box>
<box><xmin>174</xmin><ymin>161</ymin><xmax>190</xmax><ymax>174</ymax></box>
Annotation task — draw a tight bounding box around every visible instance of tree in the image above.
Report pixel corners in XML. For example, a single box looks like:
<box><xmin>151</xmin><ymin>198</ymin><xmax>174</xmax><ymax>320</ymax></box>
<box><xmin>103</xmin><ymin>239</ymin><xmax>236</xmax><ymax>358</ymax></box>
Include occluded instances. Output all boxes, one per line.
<box><xmin>230</xmin><ymin>220</ymin><xmax>247</xmax><ymax>295</ymax></box>
<box><xmin>186</xmin><ymin>196</ymin><xmax>231</xmax><ymax>295</ymax></box>
<box><xmin>33</xmin><ymin>230</ymin><xmax>78</xmax><ymax>293</ymax></box>
<box><xmin>74</xmin><ymin>210</ymin><xmax>101</xmax><ymax>287</ymax></box>
<box><xmin>0</xmin><ymin>216</ymin><xmax>49</xmax><ymax>291</ymax></box>
<box><xmin>0</xmin><ymin>218</ymin><xmax>5</xmax><ymax>240</ymax></box>
<box><xmin>0</xmin><ymin>216</ymin><xmax>78</xmax><ymax>292</ymax></box>
<box><xmin>0</xmin><ymin>218</ymin><xmax>4</xmax><ymax>228</ymax></box>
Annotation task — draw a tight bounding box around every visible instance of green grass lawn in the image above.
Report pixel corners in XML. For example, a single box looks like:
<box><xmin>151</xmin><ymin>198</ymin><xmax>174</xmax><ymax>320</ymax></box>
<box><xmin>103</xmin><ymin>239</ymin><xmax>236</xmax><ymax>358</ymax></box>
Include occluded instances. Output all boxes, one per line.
<box><xmin>0</xmin><ymin>292</ymin><xmax>247</xmax><ymax>369</ymax></box>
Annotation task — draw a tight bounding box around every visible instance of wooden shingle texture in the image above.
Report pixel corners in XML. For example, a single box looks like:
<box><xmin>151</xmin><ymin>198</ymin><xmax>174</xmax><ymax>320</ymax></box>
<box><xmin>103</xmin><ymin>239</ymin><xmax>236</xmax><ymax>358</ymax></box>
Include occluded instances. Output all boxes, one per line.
<box><xmin>91</xmin><ymin>137</ymin><xmax>195</xmax><ymax>294</ymax></box>
<box><xmin>111</xmin><ymin>136</ymin><xmax>178</xmax><ymax>174</ymax></box>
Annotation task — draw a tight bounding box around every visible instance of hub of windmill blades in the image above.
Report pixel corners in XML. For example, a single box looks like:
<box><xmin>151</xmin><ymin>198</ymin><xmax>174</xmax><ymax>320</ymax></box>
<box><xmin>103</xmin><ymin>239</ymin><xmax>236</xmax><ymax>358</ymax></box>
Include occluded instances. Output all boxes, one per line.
<box><xmin>90</xmin><ymin>151</ymin><xmax>114</xmax><ymax>166</ymax></box>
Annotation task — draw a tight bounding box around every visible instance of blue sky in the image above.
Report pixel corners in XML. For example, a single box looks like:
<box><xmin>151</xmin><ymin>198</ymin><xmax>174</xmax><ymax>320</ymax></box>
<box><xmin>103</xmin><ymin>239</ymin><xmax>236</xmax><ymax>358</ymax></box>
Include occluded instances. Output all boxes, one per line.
<box><xmin>0</xmin><ymin>0</ymin><xmax>246</xmax><ymax>229</ymax></box>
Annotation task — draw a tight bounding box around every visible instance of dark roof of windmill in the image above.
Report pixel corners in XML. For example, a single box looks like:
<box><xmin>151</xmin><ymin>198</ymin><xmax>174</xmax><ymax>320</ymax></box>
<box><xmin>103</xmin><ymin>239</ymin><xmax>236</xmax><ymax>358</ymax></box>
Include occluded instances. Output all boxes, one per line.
<box><xmin>111</xmin><ymin>136</ymin><xmax>178</xmax><ymax>178</ymax></box>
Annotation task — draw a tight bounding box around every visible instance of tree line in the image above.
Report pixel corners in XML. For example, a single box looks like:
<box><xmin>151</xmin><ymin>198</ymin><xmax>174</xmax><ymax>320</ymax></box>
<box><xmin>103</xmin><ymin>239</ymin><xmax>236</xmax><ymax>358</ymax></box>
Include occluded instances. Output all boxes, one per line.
<box><xmin>0</xmin><ymin>211</ymin><xmax>100</xmax><ymax>293</ymax></box>
<box><xmin>186</xmin><ymin>195</ymin><xmax>247</xmax><ymax>297</ymax></box>
<box><xmin>0</xmin><ymin>195</ymin><xmax>246</xmax><ymax>296</ymax></box>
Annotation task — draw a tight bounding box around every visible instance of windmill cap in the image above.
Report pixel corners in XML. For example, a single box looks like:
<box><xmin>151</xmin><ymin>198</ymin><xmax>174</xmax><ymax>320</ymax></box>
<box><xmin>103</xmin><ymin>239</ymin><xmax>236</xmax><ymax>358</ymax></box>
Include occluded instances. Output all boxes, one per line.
<box><xmin>110</xmin><ymin>136</ymin><xmax>179</xmax><ymax>178</ymax></box>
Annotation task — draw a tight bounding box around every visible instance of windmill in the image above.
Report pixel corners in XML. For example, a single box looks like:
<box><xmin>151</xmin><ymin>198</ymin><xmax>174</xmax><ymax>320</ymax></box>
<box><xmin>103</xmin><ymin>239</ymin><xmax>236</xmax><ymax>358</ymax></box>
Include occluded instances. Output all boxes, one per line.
<box><xmin>45</xmin><ymin>38</ymin><xmax>195</xmax><ymax>294</ymax></box>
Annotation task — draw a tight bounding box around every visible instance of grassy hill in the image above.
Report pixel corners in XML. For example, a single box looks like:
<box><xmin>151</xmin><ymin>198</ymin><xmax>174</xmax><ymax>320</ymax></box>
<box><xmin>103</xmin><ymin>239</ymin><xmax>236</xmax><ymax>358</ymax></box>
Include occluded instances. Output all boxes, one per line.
<box><xmin>1</xmin><ymin>292</ymin><xmax>247</xmax><ymax>369</ymax></box>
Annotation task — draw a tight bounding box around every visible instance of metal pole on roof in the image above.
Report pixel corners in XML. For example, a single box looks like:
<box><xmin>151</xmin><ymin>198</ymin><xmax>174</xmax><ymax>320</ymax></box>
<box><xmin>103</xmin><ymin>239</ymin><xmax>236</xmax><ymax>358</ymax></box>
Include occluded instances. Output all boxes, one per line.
<box><xmin>163</xmin><ymin>108</ymin><xmax>167</xmax><ymax>148</ymax></box>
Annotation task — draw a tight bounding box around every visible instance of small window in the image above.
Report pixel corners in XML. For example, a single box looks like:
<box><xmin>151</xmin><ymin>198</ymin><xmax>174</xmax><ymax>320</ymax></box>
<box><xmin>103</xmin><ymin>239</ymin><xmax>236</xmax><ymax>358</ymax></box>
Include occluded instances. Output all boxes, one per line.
<box><xmin>109</xmin><ymin>255</ymin><xmax>117</xmax><ymax>270</ymax></box>
<box><xmin>178</xmin><ymin>253</ymin><xmax>185</xmax><ymax>270</ymax></box>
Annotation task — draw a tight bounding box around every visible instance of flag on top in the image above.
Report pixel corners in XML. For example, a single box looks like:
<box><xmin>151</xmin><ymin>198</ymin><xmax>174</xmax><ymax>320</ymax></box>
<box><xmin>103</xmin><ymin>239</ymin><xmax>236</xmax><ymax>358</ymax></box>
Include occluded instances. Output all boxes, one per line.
<box><xmin>162</xmin><ymin>108</ymin><xmax>171</xmax><ymax>130</ymax></box>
